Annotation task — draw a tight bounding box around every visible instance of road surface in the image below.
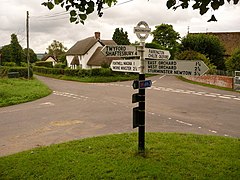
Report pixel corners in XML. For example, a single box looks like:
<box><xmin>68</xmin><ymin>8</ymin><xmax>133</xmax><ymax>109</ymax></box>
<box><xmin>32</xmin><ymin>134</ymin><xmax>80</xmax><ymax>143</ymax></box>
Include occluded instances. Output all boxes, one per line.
<box><xmin>0</xmin><ymin>75</ymin><xmax>239</xmax><ymax>156</ymax></box>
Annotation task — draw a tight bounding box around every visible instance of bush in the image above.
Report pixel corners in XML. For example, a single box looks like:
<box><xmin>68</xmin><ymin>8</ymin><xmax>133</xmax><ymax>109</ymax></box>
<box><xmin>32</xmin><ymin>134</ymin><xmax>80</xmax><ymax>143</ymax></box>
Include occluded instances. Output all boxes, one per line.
<box><xmin>54</xmin><ymin>63</ymin><xmax>66</xmax><ymax>69</ymax></box>
<box><xmin>225</xmin><ymin>48</ymin><xmax>240</xmax><ymax>71</ymax></box>
<box><xmin>3</xmin><ymin>62</ymin><xmax>16</xmax><ymax>67</ymax></box>
<box><xmin>33</xmin><ymin>66</ymin><xmax>64</xmax><ymax>75</ymax></box>
<box><xmin>100</xmin><ymin>68</ymin><xmax>112</xmax><ymax>76</ymax></box>
<box><xmin>35</xmin><ymin>61</ymin><xmax>53</xmax><ymax>68</ymax></box>
<box><xmin>181</xmin><ymin>34</ymin><xmax>225</xmax><ymax>70</ymax></box>
<box><xmin>8</xmin><ymin>67</ymin><xmax>33</xmax><ymax>78</ymax></box>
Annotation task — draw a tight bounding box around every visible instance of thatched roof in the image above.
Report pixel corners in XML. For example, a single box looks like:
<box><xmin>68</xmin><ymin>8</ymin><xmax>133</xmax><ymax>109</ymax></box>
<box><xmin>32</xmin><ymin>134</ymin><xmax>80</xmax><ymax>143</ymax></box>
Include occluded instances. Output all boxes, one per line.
<box><xmin>66</xmin><ymin>37</ymin><xmax>97</xmax><ymax>55</ymax></box>
<box><xmin>66</xmin><ymin>37</ymin><xmax>117</xmax><ymax>55</ymax></box>
<box><xmin>87</xmin><ymin>47</ymin><xmax>118</xmax><ymax>66</ymax></box>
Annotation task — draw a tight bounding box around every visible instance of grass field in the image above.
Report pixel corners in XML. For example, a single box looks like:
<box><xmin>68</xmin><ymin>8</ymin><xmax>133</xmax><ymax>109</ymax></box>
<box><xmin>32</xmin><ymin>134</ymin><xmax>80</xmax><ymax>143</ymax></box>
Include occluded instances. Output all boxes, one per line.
<box><xmin>0</xmin><ymin>78</ymin><xmax>51</xmax><ymax>107</ymax></box>
<box><xmin>0</xmin><ymin>133</ymin><xmax>239</xmax><ymax>179</ymax></box>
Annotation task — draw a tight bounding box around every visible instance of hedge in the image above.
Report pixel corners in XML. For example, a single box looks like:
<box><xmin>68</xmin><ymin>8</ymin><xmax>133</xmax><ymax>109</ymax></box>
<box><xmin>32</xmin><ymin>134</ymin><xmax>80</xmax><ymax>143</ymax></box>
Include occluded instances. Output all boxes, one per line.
<box><xmin>33</xmin><ymin>66</ymin><xmax>116</xmax><ymax>77</ymax></box>
<box><xmin>35</xmin><ymin>61</ymin><xmax>53</xmax><ymax>68</ymax></box>
<box><xmin>0</xmin><ymin>66</ymin><xmax>33</xmax><ymax>78</ymax></box>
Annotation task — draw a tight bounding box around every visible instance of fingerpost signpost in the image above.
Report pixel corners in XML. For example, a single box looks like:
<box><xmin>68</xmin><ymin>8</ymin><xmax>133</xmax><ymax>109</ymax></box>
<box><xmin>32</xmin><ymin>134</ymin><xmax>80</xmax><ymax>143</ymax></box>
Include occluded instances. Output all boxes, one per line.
<box><xmin>102</xmin><ymin>21</ymin><xmax>209</xmax><ymax>153</ymax></box>
<box><xmin>133</xmin><ymin>21</ymin><xmax>151</xmax><ymax>152</ymax></box>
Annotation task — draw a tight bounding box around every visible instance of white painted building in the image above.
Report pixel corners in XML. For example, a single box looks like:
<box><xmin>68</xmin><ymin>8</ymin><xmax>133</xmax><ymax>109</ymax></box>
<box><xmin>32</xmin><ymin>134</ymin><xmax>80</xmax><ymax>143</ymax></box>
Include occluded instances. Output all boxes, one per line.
<box><xmin>66</xmin><ymin>32</ymin><xmax>117</xmax><ymax>69</ymax></box>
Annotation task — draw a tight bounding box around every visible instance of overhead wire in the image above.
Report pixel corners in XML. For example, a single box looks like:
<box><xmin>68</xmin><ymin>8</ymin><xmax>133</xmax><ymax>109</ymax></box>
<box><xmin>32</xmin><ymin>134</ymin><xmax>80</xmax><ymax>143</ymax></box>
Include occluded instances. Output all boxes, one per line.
<box><xmin>30</xmin><ymin>0</ymin><xmax>135</xmax><ymax>21</ymax></box>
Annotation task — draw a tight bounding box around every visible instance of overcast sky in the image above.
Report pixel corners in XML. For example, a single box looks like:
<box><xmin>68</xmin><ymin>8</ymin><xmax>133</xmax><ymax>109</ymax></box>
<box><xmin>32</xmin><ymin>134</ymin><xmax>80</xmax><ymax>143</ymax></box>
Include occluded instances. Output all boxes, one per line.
<box><xmin>1</xmin><ymin>0</ymin><xmax>240</xmax><ymax>53</ymax></box>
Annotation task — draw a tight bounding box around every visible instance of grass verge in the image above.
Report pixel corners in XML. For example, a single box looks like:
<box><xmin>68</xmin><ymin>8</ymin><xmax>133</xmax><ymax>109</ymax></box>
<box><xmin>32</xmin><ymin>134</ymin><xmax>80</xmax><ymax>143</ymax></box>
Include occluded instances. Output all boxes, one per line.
<box><xmin>0</xmin><ymin>78</ymin><xmax>52</xmax><ymax>107</ymax></box>
<box><xmin>0</xmin><ymin>133</ymin><xmax>239</xmax><ymax>179</ymax></box>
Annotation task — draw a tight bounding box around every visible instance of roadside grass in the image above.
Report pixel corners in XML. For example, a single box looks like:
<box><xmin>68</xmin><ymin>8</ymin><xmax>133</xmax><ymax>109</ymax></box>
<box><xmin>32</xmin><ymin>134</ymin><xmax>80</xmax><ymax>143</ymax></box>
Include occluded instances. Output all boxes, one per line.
<box><xmin>0</xmin><ymin>133</ymin><xmax>239</xmax><ymax>179</ymax></box>
<box><xmin>0</xmin><ymin>78</ymin><xmax>52</xmax><ymax>107</ymax></box>
<box><xmin>178</xmin><ymin>76</ymin><xmax>239</xmax><ymax>92</ymax></box>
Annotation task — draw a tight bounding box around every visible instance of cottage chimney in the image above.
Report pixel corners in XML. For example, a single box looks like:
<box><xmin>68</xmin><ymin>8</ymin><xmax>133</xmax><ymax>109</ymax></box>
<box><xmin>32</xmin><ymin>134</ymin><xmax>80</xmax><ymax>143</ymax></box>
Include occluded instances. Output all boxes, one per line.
<box><xmin>94</xmin><ymin>32</ymin><xmax>100</xmax><ymax>40</ymax></box>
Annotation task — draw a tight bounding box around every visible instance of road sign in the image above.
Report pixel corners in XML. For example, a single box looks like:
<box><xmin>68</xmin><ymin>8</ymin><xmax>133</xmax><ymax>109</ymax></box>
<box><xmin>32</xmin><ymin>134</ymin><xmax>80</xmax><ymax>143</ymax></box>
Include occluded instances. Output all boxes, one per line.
<box><xmin>134</xmin><ymin>21</ymin><xmax>151</xmax><ymax>41</ymax></box>
<box><xmin>145</xmin><ymin>60</ymin><xmax>209</xmax><ymax>76</ymax></box>
<box><xmin>110</xmin><ymin>59</ymin><xmax>140</xmax><ymax>73</ymax></box>
<box><xmin>144</xmin><ymin>48</ymin><xmax>171</xmax><ymax>60</ymax></box>
<box><xmin>101</xmin><ymin>45</ymin><xmax>137</xmax><ymax>57</ymax></box>
<box><xmin>132</xmin><ymin>80</ymin><xmax>152</xmax><ymax>89</ymax></box>
<box><xmin>139</xmin><ymin>80</ymin><xmax>152</xmax><ymax>89</ymax></box>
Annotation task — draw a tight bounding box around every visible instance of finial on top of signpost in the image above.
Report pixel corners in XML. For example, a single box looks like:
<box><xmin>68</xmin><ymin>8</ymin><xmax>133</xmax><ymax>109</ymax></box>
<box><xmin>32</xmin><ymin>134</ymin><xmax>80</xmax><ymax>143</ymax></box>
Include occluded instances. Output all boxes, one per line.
<box><xmin>134</xmin><ymin>21</ymin><xmax>151</xmax><ymax>42</ymax></box>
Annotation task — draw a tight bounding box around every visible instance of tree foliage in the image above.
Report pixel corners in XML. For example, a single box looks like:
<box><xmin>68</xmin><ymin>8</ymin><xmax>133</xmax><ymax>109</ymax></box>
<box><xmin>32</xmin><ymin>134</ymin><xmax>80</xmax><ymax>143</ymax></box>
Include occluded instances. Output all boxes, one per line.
<box><xmin>0</xmin><ymin>44</ymin><xmax>12</xmax><ymax>64</ymax></box>
<box><xmin>152</xmin><ymin>24</ymin><xmax>180</xmax><ymax>49</ymax></box>
<box><xmin>166</xmin><ymin>0</ymin><xmax>239</xmax><ymax>21</ymax></box>
<box><xmin>10</xmin><ymin>34</ymin><xmax>23</xmax><ymax>66</ymax></box>
<box><xmin>181</xmin><ymin>34</ymin><xmax>225</xmax><ymax>70</ymax></box>
<box><xmin>176</xmin><ymin>50</ymin><xmax>216</xmax><ymax>71</ymax></box>
<box><xmin>42</xmin><ymin>0</ymin><xmax>239</xmax><ymax>24</ymax></box>
<box><xmin>46</xmin><ymin>40</ymin><xmax>68</xmax><ymax>61</ymax></box>
<box><xmin>112</xmin><ymin>28</ymin><xmax>130</xmax><ymax>45</ymax></box>
<box><xmin>151</xmin><ymin>24</ymin><xmax>180</xmax><ymax>59</ymax></box>
<box><xmin>23</xmin><ymin>48</ymin><xmax>38</xmax><ymax>63</ymax></box>
<box><xmin>225</xmin><ymin>48</ymin><xmax>240</xmax><ymax>71</ymax></box>
<box><xmin>0</xmin><ymin>34</ymin><xmax>37</xmax><ymax>66</ymax></box>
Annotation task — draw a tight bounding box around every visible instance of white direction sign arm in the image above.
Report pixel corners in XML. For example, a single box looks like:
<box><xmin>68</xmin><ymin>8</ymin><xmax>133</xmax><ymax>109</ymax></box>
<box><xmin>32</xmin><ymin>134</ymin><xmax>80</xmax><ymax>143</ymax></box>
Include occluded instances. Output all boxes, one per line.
<box><xmin>145</xmin><ymin>60</ymin><xmax>209</xmax><ymax>76</ymax></box>
<box><xmin>101</xmin><ymin>45</ymin><xmax>138</xmax><ymax>57</ymax></box>
<box><xmin>144</xmin><ymin>48</ymin><xmax>171</xmax><ymax>60</ymax></box>
<box><xmin>110</xmin><ymin>60</ymin><xmax>140</xmax><ymax>73</ymax></box>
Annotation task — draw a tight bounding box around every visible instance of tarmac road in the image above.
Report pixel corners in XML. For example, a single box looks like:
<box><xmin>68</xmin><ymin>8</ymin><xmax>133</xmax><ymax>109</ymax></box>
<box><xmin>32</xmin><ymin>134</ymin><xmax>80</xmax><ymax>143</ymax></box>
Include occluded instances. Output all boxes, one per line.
<box><xmin>0</xmin><ymin>75</ymin><xmax>239</xmax><ymax>156</ymax></box>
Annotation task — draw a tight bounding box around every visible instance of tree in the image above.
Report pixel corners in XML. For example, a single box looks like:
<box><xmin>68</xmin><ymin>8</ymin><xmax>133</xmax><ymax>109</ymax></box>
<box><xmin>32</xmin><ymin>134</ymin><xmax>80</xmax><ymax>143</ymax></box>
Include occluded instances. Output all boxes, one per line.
<box><xmin>151</xmin><ymin>24</ymin><xmax>180</xmax><ymax>59</ymax></box>
<box><xmin>145</xmin><ymin>42</ymin><xmax>165</xmax><ymax>50</ymax></box>
<box><xmin>225</xmin><ymin>48</ymin><xmax>240</xmax><ymax>71</ymax></box>
<box><xmin>152</xmin><ymin>24</ymin><xmax>180</xmax><ymax>49</ymax></box>
<box><xmin>46</xmin><ymin>40</ymin><xmax>68</xmax><ymax>62</ymax></box>
<box><xmin>42</xmin><ymin>0</ymin><xmax>239</xmax><ymax>24</ymax></box>
<box><xmin>23</xmin><ymin>48</ymin><xmax>38</xmax><ymax>63</ymax></box>
<box><xmin>181</xmin><ymin>34</ymin><xmax>225</xmax><ymax>69</ymax></box>
<box><xmin>0</xmin><ymin>44</ymin><xmax>12</xmax><ymax>64</ymax></box>
<box><xmin>10</xmin><ymin>34</ymin><xmax>24</xmax><ymax>66</ymax></box>
<box><xmin>112</xmin><ymin>28</ymin><xmax>130</xmax><ymax>45</ymax></box>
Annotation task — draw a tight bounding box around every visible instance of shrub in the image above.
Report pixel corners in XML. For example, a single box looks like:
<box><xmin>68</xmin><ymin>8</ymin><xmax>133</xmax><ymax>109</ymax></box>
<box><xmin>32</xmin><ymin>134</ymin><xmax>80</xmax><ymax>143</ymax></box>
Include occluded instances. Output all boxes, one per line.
<box><xmin>8</xmin><ymin>67</ymin><xmax>33</xmax><ymax>78</ymax></box>
<box><xmin>181</xmin><ymin>34</ymin><xmax>225</xmax><ymax>70</ymax></box>
<box><xmin>54</xmin><ymin>63</ymin><xmax>66</xmax><ymax>69</ymax></box>
<box><xmin>90</xmin><ymin>68</ymin><xmax>101</xmax><ymax>76</ymax></box>
<box><xmin>3</xmin><ymin>62</ymin><xmax>16</xmax><ymax>67</ymax></box>
<box><xmin>35</xmin><ymin>61</ymin><xmax>53</xmax><ymax>68</ymax></box>
<box><xmin>225</xmin><ymin>48</ymin><xmax>240</xmax><ymax>71</ymax></box>
<box><xmin>100</xmin><ymin>68</ymin><xmax>112</xmax><ymax>76</ymax></box>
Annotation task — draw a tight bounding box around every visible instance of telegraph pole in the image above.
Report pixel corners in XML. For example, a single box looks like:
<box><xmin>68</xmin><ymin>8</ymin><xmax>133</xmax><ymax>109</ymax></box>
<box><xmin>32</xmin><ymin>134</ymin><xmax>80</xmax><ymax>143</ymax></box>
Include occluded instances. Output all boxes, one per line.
<box><xmin>26</xmin><ymin>11</ymin><xmax>30</xmax><ymax>79</ymax></box>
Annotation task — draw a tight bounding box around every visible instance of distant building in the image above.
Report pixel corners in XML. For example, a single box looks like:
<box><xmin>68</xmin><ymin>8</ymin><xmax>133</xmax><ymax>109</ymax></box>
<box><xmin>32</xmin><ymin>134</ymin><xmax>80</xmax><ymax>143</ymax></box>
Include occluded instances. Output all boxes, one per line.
<box><xmin>41</xmin><ymin>55</ymin><xmax>57</xmax><ymax>66</ymax></box>
<box><xmin>190</xmin><ymin>32</ymin><xmax>240</xmax><ymax>57</ymax></box>
<box><xmin>66</xmin><ymin>32</ymin><xmax>117</xmax><ymax>69</ymax></box>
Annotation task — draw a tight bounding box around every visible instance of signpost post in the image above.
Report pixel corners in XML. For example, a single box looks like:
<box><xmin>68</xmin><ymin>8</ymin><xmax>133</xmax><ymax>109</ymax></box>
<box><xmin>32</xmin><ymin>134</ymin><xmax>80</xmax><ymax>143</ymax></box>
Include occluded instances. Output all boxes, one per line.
<box><xmin>134</xmin><ymin>21</ymin><xmax>151</xmax><ymax>152</ymax></box>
